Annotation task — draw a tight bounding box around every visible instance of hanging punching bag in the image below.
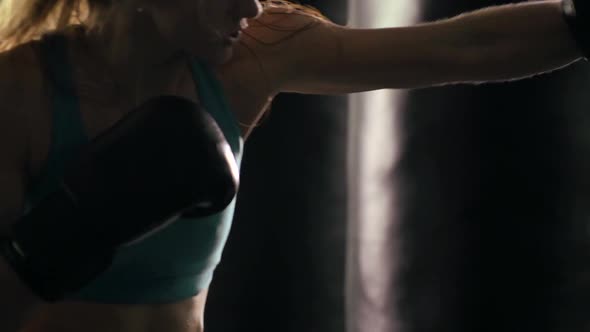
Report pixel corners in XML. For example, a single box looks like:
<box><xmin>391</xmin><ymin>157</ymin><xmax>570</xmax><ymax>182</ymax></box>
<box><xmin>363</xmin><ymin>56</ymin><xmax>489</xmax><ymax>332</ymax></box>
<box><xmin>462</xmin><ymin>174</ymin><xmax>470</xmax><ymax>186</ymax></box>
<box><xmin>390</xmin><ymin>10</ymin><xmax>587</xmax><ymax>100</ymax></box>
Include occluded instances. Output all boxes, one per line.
<box><xmin>348</xmin><ymin>1</ymin><xmax>587</xmax><ymax>332</ymax></box>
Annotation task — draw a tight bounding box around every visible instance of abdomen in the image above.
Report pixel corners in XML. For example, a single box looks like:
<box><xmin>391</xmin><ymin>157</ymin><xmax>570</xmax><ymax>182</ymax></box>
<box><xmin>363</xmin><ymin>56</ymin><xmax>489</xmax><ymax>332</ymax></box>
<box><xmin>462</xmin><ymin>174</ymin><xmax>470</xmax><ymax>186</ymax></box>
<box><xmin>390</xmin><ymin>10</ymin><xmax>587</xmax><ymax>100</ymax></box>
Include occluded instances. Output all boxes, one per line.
<box><xmin>22</xmin><ymin>290</ymin><xmax>208</xmax><ymax>332</ymax></box>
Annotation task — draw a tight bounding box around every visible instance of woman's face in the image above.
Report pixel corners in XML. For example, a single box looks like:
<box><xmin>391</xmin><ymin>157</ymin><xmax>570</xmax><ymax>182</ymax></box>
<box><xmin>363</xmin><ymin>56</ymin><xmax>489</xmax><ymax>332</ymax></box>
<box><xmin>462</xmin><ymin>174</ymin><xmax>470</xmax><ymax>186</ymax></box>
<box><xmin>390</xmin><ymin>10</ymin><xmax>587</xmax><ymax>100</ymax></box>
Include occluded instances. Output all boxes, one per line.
<box><xmin>147</xmin><ymin>0</ymin><xmax>262</xmax><ymax>64</ymax></box>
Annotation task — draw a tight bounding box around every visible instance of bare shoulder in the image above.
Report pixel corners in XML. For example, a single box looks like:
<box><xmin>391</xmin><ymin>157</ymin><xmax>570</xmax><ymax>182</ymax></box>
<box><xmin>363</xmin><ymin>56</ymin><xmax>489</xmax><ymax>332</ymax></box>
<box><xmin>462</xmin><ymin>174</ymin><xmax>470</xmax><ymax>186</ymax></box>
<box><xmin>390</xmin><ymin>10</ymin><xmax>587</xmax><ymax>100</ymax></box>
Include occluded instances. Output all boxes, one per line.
<box><xmin>0</xmin><ymin>41</ymin><xmax>45</xmax><ymax>121</ymax></box>
<box><xmin>0</xmin><ymin>41</ymin><xmax>45</xmax><ymax>233</ymax></box>
<box><xmin>244</xmin><ymin>6</ymin><xmax>334</xmax><ymax>46</ymax></box>
<box><xmin>218</xmin><ymin>6</ymin><xmax>339</xmax><ymax>95</ymax></box>
<box><xmin>211</xmin><ymin>7</ymin><xmax>339</xmax><ymax>133</ymax></box>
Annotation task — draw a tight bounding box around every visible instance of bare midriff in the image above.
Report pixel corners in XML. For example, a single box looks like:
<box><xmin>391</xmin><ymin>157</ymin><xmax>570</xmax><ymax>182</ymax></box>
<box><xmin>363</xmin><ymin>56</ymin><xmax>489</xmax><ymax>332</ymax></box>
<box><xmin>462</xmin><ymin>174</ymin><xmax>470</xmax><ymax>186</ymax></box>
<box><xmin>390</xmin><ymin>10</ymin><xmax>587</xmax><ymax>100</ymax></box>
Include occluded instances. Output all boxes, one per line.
<box><xmin>21</xmin><ymin>289</ymin><xmax>208</xmax><ymax>332</ymax></box>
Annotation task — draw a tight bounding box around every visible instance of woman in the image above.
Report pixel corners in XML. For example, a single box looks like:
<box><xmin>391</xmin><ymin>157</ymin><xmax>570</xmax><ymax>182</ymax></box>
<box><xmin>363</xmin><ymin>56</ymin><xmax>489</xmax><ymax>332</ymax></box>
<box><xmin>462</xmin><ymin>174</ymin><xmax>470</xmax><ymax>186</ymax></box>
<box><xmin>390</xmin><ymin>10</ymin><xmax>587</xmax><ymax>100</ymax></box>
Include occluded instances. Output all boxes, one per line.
<box><xmin>0</xmin><ymin>0</ymin><xmax>584</xmax><ymax>331</ymax></box>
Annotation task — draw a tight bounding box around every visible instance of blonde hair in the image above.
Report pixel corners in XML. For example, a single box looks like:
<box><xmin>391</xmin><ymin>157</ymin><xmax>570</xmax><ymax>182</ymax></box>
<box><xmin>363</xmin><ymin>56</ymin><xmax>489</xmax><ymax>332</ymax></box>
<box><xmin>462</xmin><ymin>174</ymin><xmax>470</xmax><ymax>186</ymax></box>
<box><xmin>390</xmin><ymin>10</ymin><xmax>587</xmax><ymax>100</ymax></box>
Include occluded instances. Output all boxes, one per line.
<box><xmin>0</xmin><ymin>0</ymin><xmax>331</xmax><ymax>52</ymax></box>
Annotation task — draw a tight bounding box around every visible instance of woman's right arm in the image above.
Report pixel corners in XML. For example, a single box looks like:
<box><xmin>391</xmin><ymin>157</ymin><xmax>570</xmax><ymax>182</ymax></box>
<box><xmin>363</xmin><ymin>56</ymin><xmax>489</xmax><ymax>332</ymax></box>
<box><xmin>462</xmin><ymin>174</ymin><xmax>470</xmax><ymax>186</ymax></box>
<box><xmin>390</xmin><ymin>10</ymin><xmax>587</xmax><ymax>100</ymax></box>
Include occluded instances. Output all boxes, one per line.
<box><xmin>0</xmin><ymin>133</ymin><xmax>44</xmax><ymax>331</ymax></box>
<box><xmin>0</xmin><ymin>45</ymin><xmax>45</xmax><ymax>332</ymax></box>
<box><xmin>0</xmin><ymin>254</ymin><xmax>42</xmax><ymax>332</ymax></box>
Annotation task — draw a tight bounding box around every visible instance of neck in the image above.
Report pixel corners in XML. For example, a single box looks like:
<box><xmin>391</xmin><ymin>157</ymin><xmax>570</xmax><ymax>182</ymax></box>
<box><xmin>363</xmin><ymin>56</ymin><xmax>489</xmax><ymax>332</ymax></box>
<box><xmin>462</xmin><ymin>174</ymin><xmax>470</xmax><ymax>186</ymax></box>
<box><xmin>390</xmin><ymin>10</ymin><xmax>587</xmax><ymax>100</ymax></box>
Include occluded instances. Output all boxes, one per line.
<box><xmin>74</xmin><ymin>9</ymin><xmax>191</xmax><ymax>107</ymax></box>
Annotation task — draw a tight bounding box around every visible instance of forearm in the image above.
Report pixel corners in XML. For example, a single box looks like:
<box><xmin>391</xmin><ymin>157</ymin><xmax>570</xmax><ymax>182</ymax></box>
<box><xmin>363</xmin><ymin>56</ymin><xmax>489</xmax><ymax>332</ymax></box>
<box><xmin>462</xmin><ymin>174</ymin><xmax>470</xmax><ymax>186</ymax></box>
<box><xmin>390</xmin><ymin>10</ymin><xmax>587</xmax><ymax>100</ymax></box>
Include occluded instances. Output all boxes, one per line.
<box><xmin>446</xmin><ymin>0</ymin><xmax>583</xmax><ymax>83</ymax></box>
<box><xmin>0</xmin><ymin>255</ymin><xmax>41</xmax><ymax>332</ymax></box>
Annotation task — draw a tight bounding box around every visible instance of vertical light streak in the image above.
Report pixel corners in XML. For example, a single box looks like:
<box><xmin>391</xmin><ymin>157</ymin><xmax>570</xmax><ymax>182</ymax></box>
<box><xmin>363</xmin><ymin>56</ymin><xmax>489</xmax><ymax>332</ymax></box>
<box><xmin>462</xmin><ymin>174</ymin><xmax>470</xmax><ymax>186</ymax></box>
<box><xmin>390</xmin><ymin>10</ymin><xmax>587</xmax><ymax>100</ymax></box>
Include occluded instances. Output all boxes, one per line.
<box><xmin>346</xmin><ymin>1</ymin><xmax>420</xmax><ymax>332</ymax></box>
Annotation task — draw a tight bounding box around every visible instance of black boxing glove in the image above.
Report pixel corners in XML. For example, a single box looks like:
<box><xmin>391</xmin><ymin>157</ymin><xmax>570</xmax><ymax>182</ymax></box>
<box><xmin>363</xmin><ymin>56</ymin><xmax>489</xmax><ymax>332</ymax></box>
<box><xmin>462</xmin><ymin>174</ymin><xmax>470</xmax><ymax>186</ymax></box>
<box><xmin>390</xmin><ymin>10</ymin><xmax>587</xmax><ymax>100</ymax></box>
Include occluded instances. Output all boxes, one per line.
<box><xmin>562</xmin><ymin>0</ymin><xmax>590</xmax><ymax>60</ymax></box>
<box><xmin>0</xmin><ymin>95</ymin><xmax>239</xmax><ymax>302</ymax></box>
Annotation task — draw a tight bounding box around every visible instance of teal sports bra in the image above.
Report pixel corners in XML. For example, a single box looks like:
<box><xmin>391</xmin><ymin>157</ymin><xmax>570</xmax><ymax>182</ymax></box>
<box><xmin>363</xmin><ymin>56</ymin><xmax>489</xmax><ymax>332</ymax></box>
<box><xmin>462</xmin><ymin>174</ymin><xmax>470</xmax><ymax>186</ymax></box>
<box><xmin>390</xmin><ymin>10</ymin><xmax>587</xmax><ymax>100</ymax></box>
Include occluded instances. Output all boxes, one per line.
<box><xmin>25</xmin><ymin>32</ymin><xmax>244</xmax><ymax>304</ymax></box>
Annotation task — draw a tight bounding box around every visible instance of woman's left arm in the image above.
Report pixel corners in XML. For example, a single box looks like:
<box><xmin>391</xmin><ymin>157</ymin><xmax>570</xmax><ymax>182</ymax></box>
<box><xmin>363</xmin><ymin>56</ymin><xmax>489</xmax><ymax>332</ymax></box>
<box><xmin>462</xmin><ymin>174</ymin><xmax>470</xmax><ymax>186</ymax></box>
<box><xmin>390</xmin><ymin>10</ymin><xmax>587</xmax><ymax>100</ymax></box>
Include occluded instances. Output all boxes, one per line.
<box><xmin>264</xmin><ymin>0</ymin><xmax>583</xmax><ymax>95</ymax></box>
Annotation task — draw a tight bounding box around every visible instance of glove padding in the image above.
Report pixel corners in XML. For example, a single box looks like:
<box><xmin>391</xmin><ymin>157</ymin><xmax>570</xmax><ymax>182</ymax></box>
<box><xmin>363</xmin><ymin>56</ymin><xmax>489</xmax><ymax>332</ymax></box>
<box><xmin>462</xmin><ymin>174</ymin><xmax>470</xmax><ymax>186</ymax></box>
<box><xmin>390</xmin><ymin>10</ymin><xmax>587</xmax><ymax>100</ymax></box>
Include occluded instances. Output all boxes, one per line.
<box><xmin>0</xmin><ymin>95</ymin><xmax>239</xmax><ymax>301</ymax></box>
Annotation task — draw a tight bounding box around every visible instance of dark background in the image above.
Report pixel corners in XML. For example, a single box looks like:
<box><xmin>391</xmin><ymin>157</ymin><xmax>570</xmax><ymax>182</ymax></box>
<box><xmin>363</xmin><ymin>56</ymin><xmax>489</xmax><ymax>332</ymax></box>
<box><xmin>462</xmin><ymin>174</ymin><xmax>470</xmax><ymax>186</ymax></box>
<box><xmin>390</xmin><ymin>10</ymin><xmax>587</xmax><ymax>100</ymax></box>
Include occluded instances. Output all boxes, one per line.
<box><xmin>395</xmin><ymin>1</ymin><xmax>590</xmax><ymax>332</ymax></box>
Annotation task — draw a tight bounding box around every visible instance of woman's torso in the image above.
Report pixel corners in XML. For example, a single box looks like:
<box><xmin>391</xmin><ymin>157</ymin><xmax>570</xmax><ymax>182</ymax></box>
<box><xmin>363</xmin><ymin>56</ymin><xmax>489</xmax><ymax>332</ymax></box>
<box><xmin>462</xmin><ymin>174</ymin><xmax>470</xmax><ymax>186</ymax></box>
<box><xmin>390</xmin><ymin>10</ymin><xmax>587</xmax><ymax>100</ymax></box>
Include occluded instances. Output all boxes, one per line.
<box><xmin>9</xmin><ymin>26</ymin><xmax>277</xmax><ymax>332</ymax></box>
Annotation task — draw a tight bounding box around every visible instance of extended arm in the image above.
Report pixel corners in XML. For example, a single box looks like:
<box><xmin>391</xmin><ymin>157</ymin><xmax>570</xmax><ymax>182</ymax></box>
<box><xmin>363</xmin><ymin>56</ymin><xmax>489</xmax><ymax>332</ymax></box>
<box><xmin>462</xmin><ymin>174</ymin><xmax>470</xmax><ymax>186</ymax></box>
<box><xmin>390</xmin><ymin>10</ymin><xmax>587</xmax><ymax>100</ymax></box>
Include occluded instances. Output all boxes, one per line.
<box><xmin>246</xmin><ymin>0</ymin><xmax>584</xmax><ymax>94</ymax></box>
